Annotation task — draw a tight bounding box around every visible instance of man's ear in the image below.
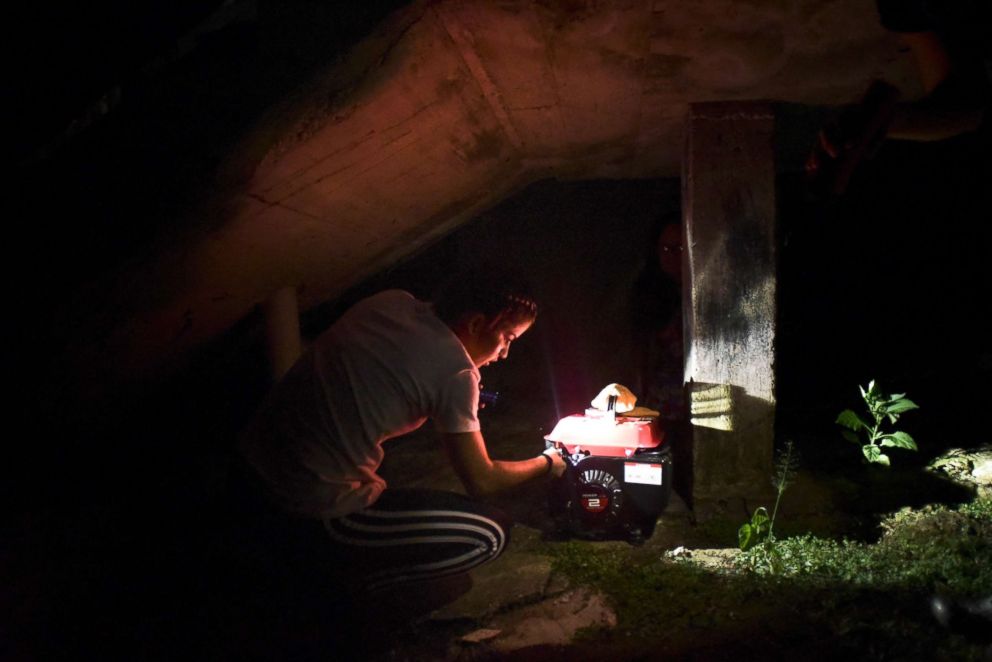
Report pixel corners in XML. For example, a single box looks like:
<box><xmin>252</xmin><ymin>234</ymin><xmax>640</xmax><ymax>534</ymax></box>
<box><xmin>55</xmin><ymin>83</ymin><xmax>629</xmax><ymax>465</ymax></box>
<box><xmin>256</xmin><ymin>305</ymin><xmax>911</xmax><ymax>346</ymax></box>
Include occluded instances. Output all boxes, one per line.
<box><xmin>464</xmin><ymin>312</ymin><xmax>488</xmax><ymax>337</ymax></box>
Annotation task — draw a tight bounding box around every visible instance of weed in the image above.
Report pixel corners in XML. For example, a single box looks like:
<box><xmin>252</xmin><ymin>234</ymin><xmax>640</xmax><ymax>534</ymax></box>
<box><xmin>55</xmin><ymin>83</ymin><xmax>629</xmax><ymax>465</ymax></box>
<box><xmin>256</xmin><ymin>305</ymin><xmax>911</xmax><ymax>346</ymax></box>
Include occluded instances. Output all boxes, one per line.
<box><xmin>739</xmin><ymin>440</ymin><xmax>799</xmax><ymax>551</ymax></box>
<box><xmin>836</xmin><ymin>380</ymin><xmax>918</xmax><ymax>466</ymax></box>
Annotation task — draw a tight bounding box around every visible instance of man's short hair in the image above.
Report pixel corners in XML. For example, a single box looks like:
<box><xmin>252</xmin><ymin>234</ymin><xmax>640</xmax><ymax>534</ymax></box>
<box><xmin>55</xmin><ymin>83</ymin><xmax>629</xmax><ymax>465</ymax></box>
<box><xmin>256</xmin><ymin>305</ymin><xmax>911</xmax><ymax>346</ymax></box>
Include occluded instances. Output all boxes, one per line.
<box><xmin>432</xmin><ymin>263</ymin><xmax>537</xmax><ymax>327</ymax></box>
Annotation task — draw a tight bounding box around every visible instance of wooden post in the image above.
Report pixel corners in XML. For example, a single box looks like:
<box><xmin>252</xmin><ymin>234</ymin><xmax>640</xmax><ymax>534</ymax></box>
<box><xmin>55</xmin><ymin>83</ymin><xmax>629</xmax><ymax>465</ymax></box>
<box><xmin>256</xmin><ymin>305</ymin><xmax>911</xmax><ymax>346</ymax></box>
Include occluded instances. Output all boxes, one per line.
<box><xmin>263</xmin><ymin>286</ymin><xmax>302</xmax><ymax>382</ymax></box>
<box><xmin>682</xmin><ymin>101</ymin><xmax>777</xmax><ymax>516</ymax></box>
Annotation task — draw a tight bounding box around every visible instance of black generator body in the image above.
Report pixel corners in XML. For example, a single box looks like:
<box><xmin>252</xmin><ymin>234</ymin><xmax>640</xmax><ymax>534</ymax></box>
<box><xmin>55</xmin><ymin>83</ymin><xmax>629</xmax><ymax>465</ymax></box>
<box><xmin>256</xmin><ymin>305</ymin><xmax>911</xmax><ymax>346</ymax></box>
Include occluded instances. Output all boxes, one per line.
<box><xmin>545</xmin><ymin>411</ymin><xmax>673</xmax><ymax>544</ymax></box>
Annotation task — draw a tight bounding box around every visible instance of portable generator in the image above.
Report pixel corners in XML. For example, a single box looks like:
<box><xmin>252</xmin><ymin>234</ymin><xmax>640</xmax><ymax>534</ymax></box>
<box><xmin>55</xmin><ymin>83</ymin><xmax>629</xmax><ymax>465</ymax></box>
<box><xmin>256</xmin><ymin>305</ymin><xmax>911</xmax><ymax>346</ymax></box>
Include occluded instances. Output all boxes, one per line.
<box><xmin>545</xmin><ymin>405</ymin><xmax>672</xmax><ymax>544</ymax></box>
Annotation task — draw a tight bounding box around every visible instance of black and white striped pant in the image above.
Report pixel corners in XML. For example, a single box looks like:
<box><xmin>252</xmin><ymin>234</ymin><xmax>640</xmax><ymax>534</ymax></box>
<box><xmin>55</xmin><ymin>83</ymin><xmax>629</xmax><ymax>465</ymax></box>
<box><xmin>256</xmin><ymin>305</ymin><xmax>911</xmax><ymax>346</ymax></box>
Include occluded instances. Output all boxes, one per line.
<box><xmin>324</xmin><ymin>489</ymin><xmax>511</xmax><ymax>592</ymax></box>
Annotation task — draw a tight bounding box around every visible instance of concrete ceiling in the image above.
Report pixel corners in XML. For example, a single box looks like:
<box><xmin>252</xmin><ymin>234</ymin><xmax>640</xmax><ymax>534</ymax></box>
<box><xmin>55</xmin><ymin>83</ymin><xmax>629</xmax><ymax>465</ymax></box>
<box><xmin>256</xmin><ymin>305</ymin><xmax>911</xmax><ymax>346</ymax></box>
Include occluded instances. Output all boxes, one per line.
<box><xmin>26</xmin><ymin>0</ymin><xmax>921</xmax><ymax>393</ymax></box>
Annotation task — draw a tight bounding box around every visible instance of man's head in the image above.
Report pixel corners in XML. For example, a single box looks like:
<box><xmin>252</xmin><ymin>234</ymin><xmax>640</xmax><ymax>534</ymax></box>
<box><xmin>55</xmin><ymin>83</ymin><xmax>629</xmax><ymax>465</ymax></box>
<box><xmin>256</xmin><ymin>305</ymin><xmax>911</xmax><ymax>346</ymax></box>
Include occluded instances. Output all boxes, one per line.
<box><xmin>433</xmin><ymin>264</ymin><xmax>538</xmax><ymax>368</ymax></box>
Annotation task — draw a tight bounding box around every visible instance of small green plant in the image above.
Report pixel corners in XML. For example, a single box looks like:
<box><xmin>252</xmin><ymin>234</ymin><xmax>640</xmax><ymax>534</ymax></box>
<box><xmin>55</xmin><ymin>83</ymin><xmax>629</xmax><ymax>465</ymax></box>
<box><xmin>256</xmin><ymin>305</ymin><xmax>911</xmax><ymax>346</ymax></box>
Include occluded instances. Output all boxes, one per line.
<box><xmin>739</xmin><ymin>440</ymin><xmax>798</xmax><ymax>551</ymax></box>
<box><xmin>836</xmin><ymin>380</ymin><xmax>918</xmax><ymax>466</ymax></box>
<box><xmin>738</xmin><ymin>507</ymin><xmax>770</xmax><ymax>552</ymax></box>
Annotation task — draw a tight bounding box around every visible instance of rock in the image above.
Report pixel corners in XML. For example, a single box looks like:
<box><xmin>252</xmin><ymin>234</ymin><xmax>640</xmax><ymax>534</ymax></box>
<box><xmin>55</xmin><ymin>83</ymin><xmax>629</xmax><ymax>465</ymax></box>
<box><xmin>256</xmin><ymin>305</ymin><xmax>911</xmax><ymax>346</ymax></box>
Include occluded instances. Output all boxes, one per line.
<box><xmin>485</xmin><ymin>588</ymin><xmax>617</xmax><ymax>653</ymax></box>
<box><xmin>430</xmin><ymin>552</ymin><xmax>553</xmax><ymax>621</ymax></box>
<box><xmin>929</xmin><ymin>446</ymin><xmax>992</xmax><ymax>490</ymax></box>
<box><xmin>971</xmin><ymin>457</ymin><xmax>992</xmax><ymax>482</ymax></box>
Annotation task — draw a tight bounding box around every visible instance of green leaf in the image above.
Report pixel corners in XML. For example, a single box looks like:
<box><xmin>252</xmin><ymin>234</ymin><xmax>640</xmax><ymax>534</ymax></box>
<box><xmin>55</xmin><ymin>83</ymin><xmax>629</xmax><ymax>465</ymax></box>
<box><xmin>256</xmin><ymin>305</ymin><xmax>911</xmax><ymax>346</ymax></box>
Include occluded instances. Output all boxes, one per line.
<box><xmin>739</xmin><ymin>523</ymin><xmax>756</xmax><ymax>551</ymax></box>
<box><xmin>877</xmin><ymin>453</ymin><xmax>891</xmax><ymax>466</ymax></box>
<box><xmin>884</xmin><ymin>398</ymin><xmax>919</xmax><ymax>415</ymax></box>
<box><xmin>863</xmin><ymin>444</ymin><xmax>881</xmax><ymax>464</ymax></box>
<box><xmin>739</xmin><ymin>507</ymin><xmax>770</xmax><ymax>551</ymax></box>
<box><xmin>841</xmin><ymin>430</ymin><xmax>861</xmax><ymax>444</ymax></box>
<box><xmin>879</xmin><ymin>431</ymin><xmax>917</xmax><ymax>451</ymax></box>
<box><xmin>836</xmin><ymin>410</ymin><xmax>867</xmax><ymax>431</ymax></box>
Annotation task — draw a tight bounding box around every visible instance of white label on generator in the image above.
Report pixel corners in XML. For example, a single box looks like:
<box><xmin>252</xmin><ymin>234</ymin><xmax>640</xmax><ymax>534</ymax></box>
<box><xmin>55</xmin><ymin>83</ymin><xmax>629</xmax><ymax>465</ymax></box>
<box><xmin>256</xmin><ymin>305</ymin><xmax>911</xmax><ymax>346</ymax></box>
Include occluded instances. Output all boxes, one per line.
<box><xmin>624</xmin><ymin>462</ymin><xmax>662</xmax><ymax>485</ymax></box>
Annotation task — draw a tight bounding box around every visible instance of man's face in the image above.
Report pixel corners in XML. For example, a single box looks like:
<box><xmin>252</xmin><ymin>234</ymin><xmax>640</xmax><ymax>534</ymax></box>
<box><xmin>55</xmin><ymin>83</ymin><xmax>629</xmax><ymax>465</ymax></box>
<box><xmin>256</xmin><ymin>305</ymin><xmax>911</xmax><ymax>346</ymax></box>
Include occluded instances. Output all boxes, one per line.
<box><xmin>463</xmin><ymin>317</ymin><xmax>533</xmax><ymax>368</ymax></box>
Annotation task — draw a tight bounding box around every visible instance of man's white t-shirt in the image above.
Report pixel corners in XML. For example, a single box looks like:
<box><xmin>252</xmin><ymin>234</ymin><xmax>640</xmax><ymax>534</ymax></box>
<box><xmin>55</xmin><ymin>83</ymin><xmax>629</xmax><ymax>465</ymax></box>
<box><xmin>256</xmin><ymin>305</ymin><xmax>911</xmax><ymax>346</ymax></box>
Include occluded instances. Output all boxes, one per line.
<box><xmin>241</xmin><ymin>290</ymin><xmax>481</xmax><ymax>519</ymax></box>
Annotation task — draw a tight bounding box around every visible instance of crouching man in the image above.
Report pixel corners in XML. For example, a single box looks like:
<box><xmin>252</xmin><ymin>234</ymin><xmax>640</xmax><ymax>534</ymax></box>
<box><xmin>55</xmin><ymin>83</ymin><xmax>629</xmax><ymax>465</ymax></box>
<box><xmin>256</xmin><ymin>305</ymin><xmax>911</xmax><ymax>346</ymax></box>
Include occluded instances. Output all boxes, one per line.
<box><xmin>237</xmin><ymin>265</ymin><xmax>565</xmax><ymax>596</ymax></box>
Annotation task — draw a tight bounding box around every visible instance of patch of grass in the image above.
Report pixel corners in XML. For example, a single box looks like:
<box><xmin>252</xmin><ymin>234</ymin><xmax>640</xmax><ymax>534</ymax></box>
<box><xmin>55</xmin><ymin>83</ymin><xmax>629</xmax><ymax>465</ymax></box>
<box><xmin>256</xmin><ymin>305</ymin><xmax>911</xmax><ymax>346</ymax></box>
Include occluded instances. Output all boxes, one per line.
<box><xmin>545</xmin><ymin>498</ymin><xmax>992</xmax><ymax>660</ymax></box>
<box><xmin>547</xmin><ymin>541</ymin><xmax>765</xmax><ymax>642</ymax></box>
<box><xmin>736</xmin><ymin>498</ymin><xmax>992</xmax><ymax>595</ymax></box>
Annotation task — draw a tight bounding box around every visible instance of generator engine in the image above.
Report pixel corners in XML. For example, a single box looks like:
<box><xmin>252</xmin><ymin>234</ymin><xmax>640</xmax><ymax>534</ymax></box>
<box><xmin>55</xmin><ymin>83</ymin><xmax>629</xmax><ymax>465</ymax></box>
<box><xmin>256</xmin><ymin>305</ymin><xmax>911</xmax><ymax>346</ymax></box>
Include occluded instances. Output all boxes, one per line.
<box><xmin>546</xmin><ymin>408</ymin><xmax>672</xmax><ymax>544</ymax></box>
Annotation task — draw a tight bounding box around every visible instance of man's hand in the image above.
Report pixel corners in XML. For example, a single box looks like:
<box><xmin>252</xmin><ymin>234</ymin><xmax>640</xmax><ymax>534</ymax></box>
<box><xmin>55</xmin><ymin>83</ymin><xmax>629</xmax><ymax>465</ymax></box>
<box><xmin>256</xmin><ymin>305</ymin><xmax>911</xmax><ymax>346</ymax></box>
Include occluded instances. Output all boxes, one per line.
<box><xmin>543</xmin><ymin>447</ymin><xmax>567</xmax><ymax>478</ymax></box>
<box><xmin>806</xmin><ymin>80</ymin><xmax>900</xmax><ymax>197</ymax></box>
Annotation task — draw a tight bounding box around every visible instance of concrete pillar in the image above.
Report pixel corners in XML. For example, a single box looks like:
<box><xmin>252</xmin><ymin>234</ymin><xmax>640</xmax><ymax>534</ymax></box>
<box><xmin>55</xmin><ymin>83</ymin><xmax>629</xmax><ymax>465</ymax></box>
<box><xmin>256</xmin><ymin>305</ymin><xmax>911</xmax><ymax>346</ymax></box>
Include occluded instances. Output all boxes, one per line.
<box><xmin>681</xmin><ymin>101</ymin><xmax>776</xmax><ymax>515</ymax></box>
<box><xmin>263</xmin><ymin>286</ymin><xmax>302</xmax><ymax>382</ymax></box>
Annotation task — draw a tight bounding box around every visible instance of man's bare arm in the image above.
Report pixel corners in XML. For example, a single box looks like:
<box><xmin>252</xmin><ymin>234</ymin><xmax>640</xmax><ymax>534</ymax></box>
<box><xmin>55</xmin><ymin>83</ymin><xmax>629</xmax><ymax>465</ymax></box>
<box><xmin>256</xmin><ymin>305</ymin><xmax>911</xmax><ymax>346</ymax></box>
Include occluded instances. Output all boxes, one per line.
<box><xmin>441</xmin><ymin>430</ymin><xmax>565</xmax><ymax>497</ymax></box>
